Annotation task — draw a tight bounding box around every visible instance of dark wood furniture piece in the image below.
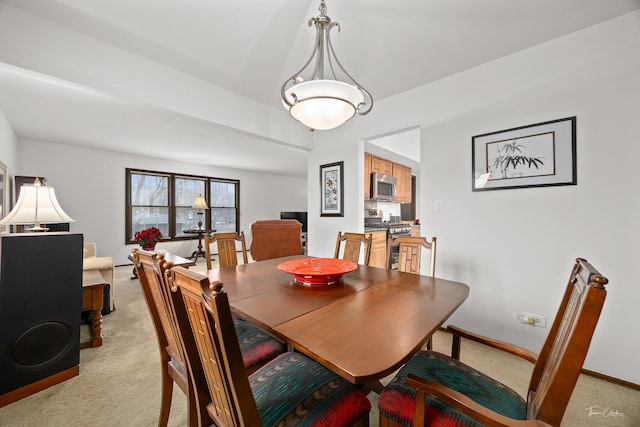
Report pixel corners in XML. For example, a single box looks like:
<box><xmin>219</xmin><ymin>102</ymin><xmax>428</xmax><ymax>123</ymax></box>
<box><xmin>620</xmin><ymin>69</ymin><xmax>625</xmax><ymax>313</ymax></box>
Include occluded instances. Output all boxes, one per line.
<box><xmin>128</xmin><ymin>251</ymin><xmax>195</xmax><ymax>279</ymax></box>
<box><xmin>168</xmin><ymin>266</ymin><xmax>371</xmax><ymax>427</ymax></box>
<box><xmin>132</xmin><ymin>249</ymin><xmax>208</xmax><ymax>427</ymax></box>
<box><xmin>387</xmin><ymin>235</ymin><xmax>437</xmax><ymax>276</ymax></box>
<box><xmin>0</xmin><ymin>233</ymin><xmax>82</xmax><ymax>408</ymax></box>
<box><xmin>204</xmin><ymin>231</ymin><xmax>248</xmax><ymax>270</ymax></box>
<box><xmin>334</xmin><ymin>231</ymin><xmax>373</xmax><ymax>266</ymax></box>
<box><xmin>378</xmin><ymin>258</ymin><xmax>608</xmax><ymax>427</ymax></box>
<box><xmin>203</xmin><ymin>255</ymin><xmax>469</xmax><ymax>385</ymax></box>
<box><xmin>183</xmin><ymin>228</ymin><xmax>215</xmax><ymax>262</ymax></box>
<box><xmin>249</xmin><ymin>219</ymin><xmax>302</xmax><ymax>261</ymax></box>
<box><xmin>81</xmin><ymin>270</ymin><xmax>105</xmax><ymax>349</ymax></box>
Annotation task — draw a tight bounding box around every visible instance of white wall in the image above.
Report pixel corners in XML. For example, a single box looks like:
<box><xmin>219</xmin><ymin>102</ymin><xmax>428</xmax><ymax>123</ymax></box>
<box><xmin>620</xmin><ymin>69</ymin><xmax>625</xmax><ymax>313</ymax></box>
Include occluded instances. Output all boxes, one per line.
<box><xmin>307</xmin><ymin>11</ymin><xmax>640</xmax><ymax>383</ymax></box>
<box><xmin>17</xmin><ymin>139</ymin><xmax>307</xmax><ymax>265</ymax></box>
<box><xmin>307</xmin><ymin>141</ymin><xmax>363</xmax><ymax>257</ymax></box>
<box><xmin>0</xmin><ymin>110</ymin><xmax>18</xmax><ymax>197</ymax></box>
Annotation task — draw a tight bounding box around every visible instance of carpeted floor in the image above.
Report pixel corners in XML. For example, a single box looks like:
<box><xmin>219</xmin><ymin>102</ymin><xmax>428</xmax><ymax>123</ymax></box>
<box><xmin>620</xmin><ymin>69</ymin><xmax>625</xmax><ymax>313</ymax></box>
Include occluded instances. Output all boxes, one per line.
<box><xmin>0</xmin><ymin>261</ymin><xmax>638</xmax><ymax>426</ymax></box>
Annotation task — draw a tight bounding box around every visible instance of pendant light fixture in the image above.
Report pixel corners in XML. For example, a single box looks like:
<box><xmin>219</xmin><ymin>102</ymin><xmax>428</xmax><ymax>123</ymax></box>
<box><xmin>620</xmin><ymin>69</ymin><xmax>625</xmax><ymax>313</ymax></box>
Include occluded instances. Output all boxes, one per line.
<box><xmin>281</xmin><ymin>0</ymin><xmax>373</xmax><ymax>131</ymax></box>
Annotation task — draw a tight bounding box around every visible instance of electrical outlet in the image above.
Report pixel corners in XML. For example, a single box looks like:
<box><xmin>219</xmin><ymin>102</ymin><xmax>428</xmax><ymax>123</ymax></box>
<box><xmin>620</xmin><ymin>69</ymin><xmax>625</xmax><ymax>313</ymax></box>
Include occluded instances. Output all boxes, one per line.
<box><xmin>517</xmin><ymin>312</ymin><xmax>547</xmax><ymax>328</ymax></box>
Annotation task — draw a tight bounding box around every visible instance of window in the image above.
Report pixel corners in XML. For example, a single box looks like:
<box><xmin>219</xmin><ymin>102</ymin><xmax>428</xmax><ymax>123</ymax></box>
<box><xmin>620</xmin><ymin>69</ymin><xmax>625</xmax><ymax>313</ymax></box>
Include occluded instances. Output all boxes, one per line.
<box><xmin>210</xmin><ymin>180</ymin><xmax>238</xmax><ymax>233</ymax></box>
<box><xmin>175</xmin><ymin>177</ymin><xmax>206</xmax><ymax>236</ymax></box>
<box><xmin>126</xmin><ymin>168</ymin><xmax>239</xmax><ymax>243</ymax></box>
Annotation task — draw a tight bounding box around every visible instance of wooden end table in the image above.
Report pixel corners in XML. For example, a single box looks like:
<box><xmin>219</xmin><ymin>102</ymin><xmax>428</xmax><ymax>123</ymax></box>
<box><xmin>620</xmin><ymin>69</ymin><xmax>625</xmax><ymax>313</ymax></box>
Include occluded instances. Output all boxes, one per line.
<box><xmin>183</xmin><ymin>229</ymin><xmax>216</xmax><ymax>262</ymax></box>
<box><xmin>81</xmin><ymin>270</ymin><xmax>105</xmax><ymax>349</ymax></box>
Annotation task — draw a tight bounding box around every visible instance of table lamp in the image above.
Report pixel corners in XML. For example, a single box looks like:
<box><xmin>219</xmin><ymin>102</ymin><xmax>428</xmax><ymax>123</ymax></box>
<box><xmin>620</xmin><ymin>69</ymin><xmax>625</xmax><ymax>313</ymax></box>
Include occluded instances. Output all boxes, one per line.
<box><xmin>0</xmin><ymin>178</ymin><xmax>75</xmax><ymax>232</ymax></box>
<box><xmin>191</xmin><ymin>195</ymin><xmax>208</xmax><ymax>230</ymax></box>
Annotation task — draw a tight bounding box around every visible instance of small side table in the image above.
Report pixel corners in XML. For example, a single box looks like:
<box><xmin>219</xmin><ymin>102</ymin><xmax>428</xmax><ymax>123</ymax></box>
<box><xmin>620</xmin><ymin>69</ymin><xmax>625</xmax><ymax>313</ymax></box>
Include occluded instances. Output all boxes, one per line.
<box><xmin>183</xmin><ymin>229</ymin><xmax>216</xmax><ymax>262</ymax></box>
<box><xmin>81</xmin><ymin>270</ymin><xmax>105</xmax><ymax>349</ymax></box>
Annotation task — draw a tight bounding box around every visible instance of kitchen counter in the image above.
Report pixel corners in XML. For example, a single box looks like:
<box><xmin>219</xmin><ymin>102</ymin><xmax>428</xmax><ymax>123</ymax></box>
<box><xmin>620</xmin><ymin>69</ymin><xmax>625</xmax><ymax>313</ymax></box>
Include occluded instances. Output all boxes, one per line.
<box><xmin>364</xmin><ymin>226</ymin><xmax>389</xmax><ymax>233</ymax></box>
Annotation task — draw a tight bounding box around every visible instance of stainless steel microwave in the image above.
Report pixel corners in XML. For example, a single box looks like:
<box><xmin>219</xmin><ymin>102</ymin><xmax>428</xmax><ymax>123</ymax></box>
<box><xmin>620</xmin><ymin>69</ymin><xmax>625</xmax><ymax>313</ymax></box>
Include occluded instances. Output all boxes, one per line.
<box><xmin>370</xmin><ymin>172</ymin><xmax>397</xmax><ymax>201</ymax></box>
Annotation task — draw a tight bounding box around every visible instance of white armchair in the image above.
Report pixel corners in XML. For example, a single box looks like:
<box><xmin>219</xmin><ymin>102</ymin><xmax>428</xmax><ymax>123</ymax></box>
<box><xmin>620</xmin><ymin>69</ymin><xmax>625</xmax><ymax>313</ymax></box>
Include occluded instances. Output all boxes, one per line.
<box><xmin>83</xmin><ymin>242</ymin><xmax>115</xmax><ymax>313</ymax></box>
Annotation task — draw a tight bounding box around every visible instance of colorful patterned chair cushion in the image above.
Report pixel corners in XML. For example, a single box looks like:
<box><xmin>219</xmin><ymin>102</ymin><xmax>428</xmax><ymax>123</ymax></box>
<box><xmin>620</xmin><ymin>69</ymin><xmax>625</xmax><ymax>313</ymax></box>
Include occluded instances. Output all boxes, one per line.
<box><xmin>250</xmin><ymin>352</ymin><xmax>371</xmax><ymax>426</ymax></box>
<box><xmin>378</xmin><ymin>351</ymin><xmax>527</xmax><ymax>426</ymax></box>
<box><xmin>234</xmin><ymin>318</ymin><xmax>287</xmax><ymax>369</ymax></box>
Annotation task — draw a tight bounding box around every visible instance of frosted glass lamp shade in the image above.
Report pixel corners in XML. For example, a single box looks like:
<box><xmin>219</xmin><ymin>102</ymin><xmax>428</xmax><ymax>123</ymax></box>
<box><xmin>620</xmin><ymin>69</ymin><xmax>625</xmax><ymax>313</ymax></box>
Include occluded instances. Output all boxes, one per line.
<box><xmin>283</xmin><ymin>80</ymin><xmax>364</xmax><ymax>130</ymax></box>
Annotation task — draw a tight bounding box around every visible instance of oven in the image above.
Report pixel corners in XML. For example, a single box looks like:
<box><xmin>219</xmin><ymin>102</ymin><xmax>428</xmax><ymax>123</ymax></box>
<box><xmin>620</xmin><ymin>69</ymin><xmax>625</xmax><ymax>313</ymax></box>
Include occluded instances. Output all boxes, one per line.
<box><xmin>386</xmin><ymin>225</ymin><xmax>412</xmax><ymax>270</ymax></box>
<box><xmin>364</xmin><ymin>211</ymin><xmax>412</xmax><ymax>270</ymax></box>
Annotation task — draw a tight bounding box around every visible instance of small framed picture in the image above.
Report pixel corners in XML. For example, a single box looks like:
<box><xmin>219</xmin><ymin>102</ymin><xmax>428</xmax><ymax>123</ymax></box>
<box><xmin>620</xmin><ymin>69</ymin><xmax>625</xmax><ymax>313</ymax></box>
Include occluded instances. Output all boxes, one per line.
<box><xmin>320</xmin><ymin>161</ymin><xmax>344</xmax><ymax>217</ymax></box>
<box><xmin>472</xmin><ymin>116</ymin><xmax>577</xmax><ymax>191</ymax></box>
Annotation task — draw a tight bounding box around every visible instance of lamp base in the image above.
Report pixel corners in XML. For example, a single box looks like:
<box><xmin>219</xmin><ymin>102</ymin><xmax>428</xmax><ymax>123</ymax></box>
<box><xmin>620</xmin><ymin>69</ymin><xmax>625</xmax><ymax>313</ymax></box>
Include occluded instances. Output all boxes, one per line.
<box><xmin>25</xmin><ymin>225</ymin><xmax>49</xmax><ymax>232</ymax></box>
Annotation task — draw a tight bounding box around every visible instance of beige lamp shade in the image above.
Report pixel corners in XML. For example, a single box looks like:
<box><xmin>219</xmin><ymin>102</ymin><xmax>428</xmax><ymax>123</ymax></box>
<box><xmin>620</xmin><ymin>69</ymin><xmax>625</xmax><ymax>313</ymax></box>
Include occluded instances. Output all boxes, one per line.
<box><xmin>191</xmin><ymin>196</ymin><xmax>209</xmax><ymax>210</ymax></box>
<box><xmin>0</xmin><ymin>179</ymin><xmax>75</xmax><ymax>231</ymax></box>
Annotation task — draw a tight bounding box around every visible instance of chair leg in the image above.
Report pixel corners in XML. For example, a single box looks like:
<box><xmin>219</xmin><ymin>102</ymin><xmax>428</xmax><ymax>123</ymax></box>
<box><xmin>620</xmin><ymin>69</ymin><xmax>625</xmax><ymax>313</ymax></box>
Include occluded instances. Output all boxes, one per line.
<box><xmin>186</xmin><ymin>381</ymin><xmax>209</xmax><ymax>427</ymax></box>
<box><xmin>158</xmin><ymin>365</ymin><xmax>173</xmax><ymax>427</ymax></box>
<box><xmin>451</xmin><ymin>333</ymin><xmax>462</xmax><ymax>360</ymax></box>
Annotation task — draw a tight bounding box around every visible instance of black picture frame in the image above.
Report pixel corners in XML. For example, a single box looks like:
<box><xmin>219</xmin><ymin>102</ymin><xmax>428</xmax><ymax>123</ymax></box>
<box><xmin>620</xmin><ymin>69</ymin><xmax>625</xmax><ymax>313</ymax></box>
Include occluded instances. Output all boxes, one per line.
<box><xmin>320</xmin><ymin>161</ymin><xmax>344</xmax><ymax>217</ymax></box>
<box><xmin>472</xmin><ymin>116</ymin><xmax>577</xmax><ymax>191</ymax></box>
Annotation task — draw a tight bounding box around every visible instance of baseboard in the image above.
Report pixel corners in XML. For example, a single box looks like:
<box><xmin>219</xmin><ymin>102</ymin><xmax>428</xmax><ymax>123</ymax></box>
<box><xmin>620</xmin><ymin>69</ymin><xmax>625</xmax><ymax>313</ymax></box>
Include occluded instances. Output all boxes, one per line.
<box><xmin>0</xmin><ymin>365</ymin><xmax>79</xmax><ymax>408</ymax></box>
<box><xmin>581</xmin><ymin>368</ymin><xmax>640</xmax><ymax>391</ymax></box>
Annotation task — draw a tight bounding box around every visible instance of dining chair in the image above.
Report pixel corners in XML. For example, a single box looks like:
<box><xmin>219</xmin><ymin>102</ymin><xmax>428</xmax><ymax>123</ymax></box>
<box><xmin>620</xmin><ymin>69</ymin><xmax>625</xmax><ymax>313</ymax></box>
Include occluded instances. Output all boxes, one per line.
<box><xmin>387</xmin><ymin>235</ymin><xmax>437</xmax><ymax>349</ymax></box>
<box><xmin>202</xmin><ymin>231</ymin><xmax>287</xmax><ymax>372</ymax></box>
<box><xmin>134</xmin><ymin>250</ymin><xmax>287</xmax><ymax>426</ymax></box>
<box><xmin>249</xmin><ymin>219</ymin><xmax>302</xmax><ymax>261</ymax></box>
<box><xmin>133</xmin><ymin>248</ymin><xmax>209</xmax><ymax>427</ymax></box>
<box><xmin>334</xmin><ymin>231</ymin><xmax>373</xmax><ymax>266</ymax></box>
<box><xmin>167</xmin><ymin>266</ymin><xmax>372</xmax><ymax>427</ymax></box>
<box><xmin>378</xmin><ymin>257</ymin><xmax>608</xmax><ymax>427</ymax></box>
<box><xmin>204</xmin><ymin>231</ymin><xmax>248</xmax><ymax>270</ymax></box>
<box><xmin>387</xmin><ymin>235</ymin><xmax>437</xmax><ymax>276</ymax></box>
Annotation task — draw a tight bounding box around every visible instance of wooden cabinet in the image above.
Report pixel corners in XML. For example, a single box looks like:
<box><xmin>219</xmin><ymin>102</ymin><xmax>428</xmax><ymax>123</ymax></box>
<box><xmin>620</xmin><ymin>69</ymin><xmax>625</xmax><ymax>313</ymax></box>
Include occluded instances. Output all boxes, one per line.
<box><xmin>411</xmin><ymin>226</ymin><xmax>421</xmax><ymax>237</ymax></box>
<box><xmin>368</xmin><ymin>230</ymin><xmax>388</xmax><ymax>268</ymax></box>
<box><xmin>364</xmin><ymin>153</ymin><xmax>372</xmax><ymax>199</ymax></box>
<box><xmin>364</xmin><ymin>153</ymin><xmax>413</xmax><ymax>203</ymax></box>
<box><xmin>393</xmin><ymin>163</ymin><xmax>412</xmax><ymax>203</ymax></box>
<box><xmin>371</xmin><ymin>156</ymin><xmax>393</xmax><ymax>175</ymax></box>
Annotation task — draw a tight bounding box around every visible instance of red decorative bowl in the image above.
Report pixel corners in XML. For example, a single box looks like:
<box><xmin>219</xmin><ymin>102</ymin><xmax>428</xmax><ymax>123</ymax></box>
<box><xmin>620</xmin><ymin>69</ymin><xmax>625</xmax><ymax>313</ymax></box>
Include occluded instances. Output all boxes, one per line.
<box><xmin>278</xmin><ymin>258</ymin><xmax>358</xmax><ymax>285</ymax></box>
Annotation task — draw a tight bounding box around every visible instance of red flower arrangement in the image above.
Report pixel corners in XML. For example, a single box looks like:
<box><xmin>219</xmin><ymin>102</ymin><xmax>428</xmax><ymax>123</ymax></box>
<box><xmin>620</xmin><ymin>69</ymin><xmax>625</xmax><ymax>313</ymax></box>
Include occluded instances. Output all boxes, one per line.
<box><xmin>134</xmin><ymin>226</ymin><xmax>163</xmax><ymax>249</ymax></box>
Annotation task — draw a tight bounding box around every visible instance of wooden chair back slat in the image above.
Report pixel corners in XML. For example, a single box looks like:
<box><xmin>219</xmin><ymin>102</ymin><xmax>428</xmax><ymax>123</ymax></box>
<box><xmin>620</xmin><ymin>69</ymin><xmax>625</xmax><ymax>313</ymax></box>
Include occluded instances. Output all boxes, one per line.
<box><xmin>387</xmin><ymin>236</ymin><xmax>437</xmax><ymax>276</ymax></box>
<box><xmin>334</xmin><ymin>232</ymin><xmax>373</xmax><ymax>266</ymax></box>
<box><xmin>134</xmin><ymin>250</ymin><xmax>187</xmax><ymax>376</ymax></box>
<box><xmin>205</xmin><ymin>231</ymin><xmax>249</xmax><ymax>270</ymax></box>
<box><xmin>133</xmin><ymin>249</ymin><xmax>209</xmax><ymax>427</ymax></box>
<box><xmin>527</xmin><ymin>258</ymin><xmax>608</xmax><ymax>425</ymax></box>
<box><xmin>168</xmin><ymin>266</ymin><xmax>262</xmax><ymax>427</ymax></box>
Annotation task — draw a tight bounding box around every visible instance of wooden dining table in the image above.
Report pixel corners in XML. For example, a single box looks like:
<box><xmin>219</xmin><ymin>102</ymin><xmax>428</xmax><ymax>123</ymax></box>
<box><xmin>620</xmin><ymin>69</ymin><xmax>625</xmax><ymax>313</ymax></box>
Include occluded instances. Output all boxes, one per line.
<box><xmin>204</xmin><ymin>255</ymin><xmax>469</xmax><ymax>386</ymax></box>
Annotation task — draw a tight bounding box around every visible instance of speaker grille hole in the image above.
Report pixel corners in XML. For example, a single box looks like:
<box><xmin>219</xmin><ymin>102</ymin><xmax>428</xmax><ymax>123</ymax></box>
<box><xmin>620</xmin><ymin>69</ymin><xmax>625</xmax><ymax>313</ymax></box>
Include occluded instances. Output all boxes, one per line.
<box><xmin>11</xmin><ymin>321</ymin><xmax>74</xmax><ymax>367</ymax></box>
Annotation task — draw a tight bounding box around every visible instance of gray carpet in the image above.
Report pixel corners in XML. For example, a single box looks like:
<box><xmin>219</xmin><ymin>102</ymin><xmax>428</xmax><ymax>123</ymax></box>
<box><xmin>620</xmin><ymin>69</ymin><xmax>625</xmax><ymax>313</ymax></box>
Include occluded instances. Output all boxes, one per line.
<box><xmin>0</xmin><ymin>263</ymin><xmax>638</xmax><ymax>426</ymax></box>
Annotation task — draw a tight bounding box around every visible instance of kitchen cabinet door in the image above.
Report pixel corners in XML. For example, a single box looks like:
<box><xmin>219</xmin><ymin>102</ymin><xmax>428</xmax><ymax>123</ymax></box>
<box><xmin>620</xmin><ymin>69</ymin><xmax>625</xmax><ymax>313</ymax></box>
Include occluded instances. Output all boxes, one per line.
<box><xmin>364</xmin><ymin>153</ymin><xmax>372</xmax><ymax>199</ymax></box>
<box><xmin>371</xmin><ymin>156</ymin><xmax>393</xmax><ymax>176</ymax></box>
<box><xmin>393</xmin><ymin>163</ymin><xmax>412</xmax><ymax>203</ymax></box>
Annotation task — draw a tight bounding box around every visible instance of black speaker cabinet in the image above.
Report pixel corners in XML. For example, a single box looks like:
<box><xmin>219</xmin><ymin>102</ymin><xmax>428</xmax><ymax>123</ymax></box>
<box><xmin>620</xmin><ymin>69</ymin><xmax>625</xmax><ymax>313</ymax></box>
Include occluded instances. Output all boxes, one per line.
<box><xmin>0</xmin><ymin>233</ymin><xmax>83</xmax><ymax>406</ymax></box>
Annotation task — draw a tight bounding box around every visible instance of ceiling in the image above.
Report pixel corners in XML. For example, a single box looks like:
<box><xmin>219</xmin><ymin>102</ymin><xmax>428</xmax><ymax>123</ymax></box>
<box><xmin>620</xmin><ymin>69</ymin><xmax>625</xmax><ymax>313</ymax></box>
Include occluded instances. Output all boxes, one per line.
<box><xmin>1</xmin><ymin>0</ymin><xmax>639</xmax><ymax>176</ymax></box>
